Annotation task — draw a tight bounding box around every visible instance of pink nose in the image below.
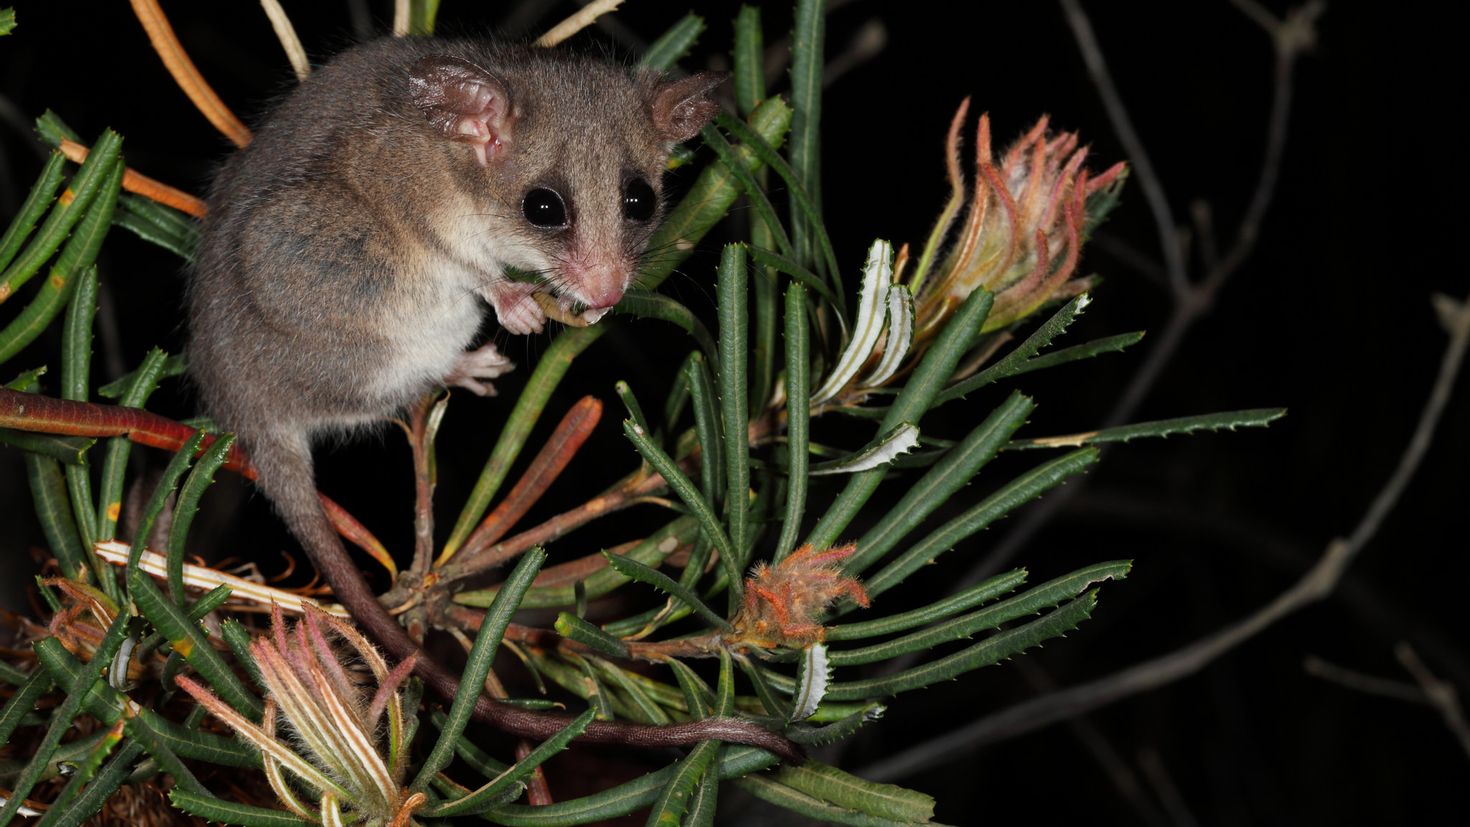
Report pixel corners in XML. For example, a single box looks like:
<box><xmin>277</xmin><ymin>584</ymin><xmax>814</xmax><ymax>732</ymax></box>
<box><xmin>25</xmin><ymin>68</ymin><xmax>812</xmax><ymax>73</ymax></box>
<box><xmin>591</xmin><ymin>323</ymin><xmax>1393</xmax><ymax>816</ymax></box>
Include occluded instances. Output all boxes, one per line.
<box><xmin>584</xmin><ymin>284</ymin><xmax>625</xmax><ymax>310</ymax></box>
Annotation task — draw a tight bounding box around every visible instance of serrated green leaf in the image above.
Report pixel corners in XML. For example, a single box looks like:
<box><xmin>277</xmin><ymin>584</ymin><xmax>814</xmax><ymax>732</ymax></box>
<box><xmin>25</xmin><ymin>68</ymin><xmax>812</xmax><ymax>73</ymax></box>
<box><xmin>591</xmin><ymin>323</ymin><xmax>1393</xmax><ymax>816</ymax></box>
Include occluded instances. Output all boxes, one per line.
<box><xmin>846</xmin><ymin>392</ymin><xmax>1032</xmax><ymax>576</ymax></box>
<box><xmin>1008</xmin><ymin>408</ymin><xmax>1288</xmax><ymax>450</ymax></box>
<box><xmin>822</xmin><ymin>592</ymin><xmax>1099</xmax><ymax>701</ymax></box>
<box><xmin>788</xmin><ymin>0</ymin><xmax>825</xmax><ymax>270</ymax></box>
<box><xmin>112</xmin><ymin>194</ymin><xmax>200</xmax><ymax>261</ymax></box>
<box><xmin>603</xmin><ymin>551</ymin><xmax>730</xmax><ymax>631</ymax></box>
<box><xmin>36</xmin><ymin>739</ymin><xmax>146</xmax><ymax>827</ymax></box>
<box><xmin>786</xmin><ymin>703</ymin><xmax>885</xmax><ymax>746</ymax></box>
<box><xmin>701</xmin><ymin>127</ymin><xmax>795</xmax><ymax>260</ymax></box>
<box><xmin>935</xmin><ymin>293</ymin><xmax>1092</xmax><ymax>405</ymax></box>
<box><xmin>590</xmin><ymin>658</ymin><xmax>672</xmax><ymax>725</ymax></box>
<box><xmin>0</xmin><ymin>429</ymin><xmax>93</xmax><ymax>464</ymax></box>
<box><xmin>23</xmin><ymin>454</ymin><xmax>88</xmax><ymax>580</ymax></box>
<box><xmin>685</xmin><ymin>351</ymin><xmax>724</xmax><ymax>508</ymax></box>
<box><xmin>826</xmin><ymin>568</ymin><xmax>1028</xmax><ymax>642</ymax></box>
<box><xmin>167</xmin><ymin>433</ymin><xmax>234</xmax><ymax>603</ymax></box>
<box><xmin>774</xmin><ymin>760</ymin><xmax>935</xmax><ymax>823</ymax></box>
<box><xmin>714</xmin><ymin>112</ymin><xmax>840</xmax><ymax>303</ymax></box>
<box><xmin>831</xmin><ymin>561</ymin><xmax>1129</xmax><ymax>665</ymax></box>
<box><xmin>737</xmin><ymin>773</ymin><xmax>919</xmax><ymax>826</ymax></box>
<box><xmin>97</xmin><ymin>350</ymin><xmax>182</xmax><ymax>399</ymax></box>
<box><xmin>862</xmin><ymin>448</ymin><xmax>1098</xmax><ymax>600</ymax></box>
<box><xmin>777</xmin><ymin>283</ymin><xmax>812</xmax><ymax>561</ymax></box>
<box><xmin>1005</xmin><ymin>330</ymin><xmax>1144</xmax><ymax>377</ymax></box>
<box><xmin>646</xmin><ymin>737</ymin><xmax>720</xmax><ymax>827</ymax></box>
<box><xmin>747</xmin><ymin>244</ymin><xmax>839</xmax><ymax>306</ymax></box>
<box><xmin>666</xmin><ymin>659</ymin><xmax>713</xmax><ymax>718</ymax></box>
<box><xmin>96</xmin><ymin>348</ymin><xmax>168</xmax><ymax>565</ymax></box>
<box><xmin>167</xmin><ymin>789</ymin><xmax>306</xmax><ymax>826</ymax></box>
<box><xmin>718</xmin><ymin>244</ymin><xmax>751</xmax><ymax>568</ymax></box>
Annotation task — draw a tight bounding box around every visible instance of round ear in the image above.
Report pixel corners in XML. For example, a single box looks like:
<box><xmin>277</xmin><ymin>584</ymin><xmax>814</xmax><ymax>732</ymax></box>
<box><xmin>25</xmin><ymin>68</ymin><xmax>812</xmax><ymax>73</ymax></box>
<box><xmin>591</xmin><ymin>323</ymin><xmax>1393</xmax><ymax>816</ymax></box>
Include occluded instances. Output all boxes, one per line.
<box><xmin>409</xmin><ymin>56</ymin><xmax>513</xmax><ymax>165</ymax></box>
<box><xmin>649</xmin><ymin>72</ymin><xmax>728</xmax><ymax>143</ymax></box>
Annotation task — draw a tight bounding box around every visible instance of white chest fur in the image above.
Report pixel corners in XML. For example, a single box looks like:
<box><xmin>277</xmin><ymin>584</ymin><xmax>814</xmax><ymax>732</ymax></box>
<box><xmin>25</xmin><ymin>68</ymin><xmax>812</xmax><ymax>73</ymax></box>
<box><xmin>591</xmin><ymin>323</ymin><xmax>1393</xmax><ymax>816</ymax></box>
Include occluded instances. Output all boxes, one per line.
<box><xmin>371</xmin><ymin>260</ymin><xmax>488</xmax><ymax>402</ymax></box>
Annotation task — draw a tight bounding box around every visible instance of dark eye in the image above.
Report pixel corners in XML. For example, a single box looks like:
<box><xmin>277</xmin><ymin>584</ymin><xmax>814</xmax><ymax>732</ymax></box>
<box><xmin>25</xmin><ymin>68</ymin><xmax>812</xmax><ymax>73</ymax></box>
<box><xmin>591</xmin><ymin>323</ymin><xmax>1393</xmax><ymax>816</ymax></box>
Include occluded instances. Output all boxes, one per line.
<box><xmin>522</xmin><ymin>188</ymin><xmax>568</xmax><ymax>228</ymax></box>
<box><xmin>623</xmin><ymin>179</ymin><xmax>656</xmax><ymax>222</ymax></box>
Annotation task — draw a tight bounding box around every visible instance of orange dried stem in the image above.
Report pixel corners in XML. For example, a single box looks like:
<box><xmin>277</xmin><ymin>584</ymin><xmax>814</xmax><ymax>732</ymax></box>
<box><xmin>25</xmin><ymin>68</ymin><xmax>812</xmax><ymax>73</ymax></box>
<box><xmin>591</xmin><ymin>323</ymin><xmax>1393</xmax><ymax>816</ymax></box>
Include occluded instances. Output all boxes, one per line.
<box><xmin>59</xmin><ymin>139</ymin><xmax>206</xmax><ymax>218</ymax></box>
<box><xmin>447</xmin><ymin>396</ymin><xmax>603</xmax><ymax>566</ymax></box>
<box><xmin>129</xmin><ymin>0</ymin><xmax>252</xmax><ymax>148</ymax></box>
<box><xmin>440</xmin><ymin>467</ymin><xmax>669</xmax><ymax>583</ymax></box>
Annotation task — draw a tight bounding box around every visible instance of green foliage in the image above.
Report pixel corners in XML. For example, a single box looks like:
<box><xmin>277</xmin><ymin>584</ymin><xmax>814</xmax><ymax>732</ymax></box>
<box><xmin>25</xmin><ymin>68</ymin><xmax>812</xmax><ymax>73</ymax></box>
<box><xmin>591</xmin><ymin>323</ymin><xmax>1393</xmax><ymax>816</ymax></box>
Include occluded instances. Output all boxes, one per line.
<box><xmin>0</xmin><ymin>5</ymin><xmax>1288</xmax><ymax>825</ymax></box>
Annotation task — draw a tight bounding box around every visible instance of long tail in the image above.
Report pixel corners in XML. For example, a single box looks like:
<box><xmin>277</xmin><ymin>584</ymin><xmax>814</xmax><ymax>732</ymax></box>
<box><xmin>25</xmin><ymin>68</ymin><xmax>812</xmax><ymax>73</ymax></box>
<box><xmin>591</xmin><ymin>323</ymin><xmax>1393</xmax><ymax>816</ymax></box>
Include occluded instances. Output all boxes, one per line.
<box><xmin>246</xmin><ymin>427</ymin><xmax>802</xmax><ymax>761</ymax></box>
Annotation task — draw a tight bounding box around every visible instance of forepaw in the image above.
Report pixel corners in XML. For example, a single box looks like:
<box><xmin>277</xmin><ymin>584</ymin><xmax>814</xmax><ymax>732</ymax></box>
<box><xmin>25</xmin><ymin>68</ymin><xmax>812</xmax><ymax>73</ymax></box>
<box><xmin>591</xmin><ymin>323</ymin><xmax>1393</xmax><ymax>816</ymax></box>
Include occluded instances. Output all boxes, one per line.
<box><xmin>487</xmin><ymin>285</ymin><xmax>546</xmax><ymax>335</ymax></box>
<box><xmin>447</xmin><ymin>343</ymin><xmax>515</xmax><ymax>396</ymax></box>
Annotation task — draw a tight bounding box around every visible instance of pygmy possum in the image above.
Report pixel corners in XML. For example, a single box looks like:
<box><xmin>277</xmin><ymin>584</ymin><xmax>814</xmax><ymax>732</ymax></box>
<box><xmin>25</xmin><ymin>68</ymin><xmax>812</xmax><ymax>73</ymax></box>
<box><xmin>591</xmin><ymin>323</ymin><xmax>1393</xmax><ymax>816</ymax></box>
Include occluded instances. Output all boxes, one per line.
<box><xmin>187</xmin><ymin>37</ymin><xmax>799</xmax><ymax>759</ymax></box>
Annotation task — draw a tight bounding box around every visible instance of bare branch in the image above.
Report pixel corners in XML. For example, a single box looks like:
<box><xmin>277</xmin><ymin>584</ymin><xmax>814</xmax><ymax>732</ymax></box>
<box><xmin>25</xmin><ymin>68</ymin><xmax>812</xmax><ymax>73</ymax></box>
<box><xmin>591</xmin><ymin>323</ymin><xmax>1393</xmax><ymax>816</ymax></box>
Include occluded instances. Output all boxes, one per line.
<box><xmin>1397</xmin><ymin>643</ymin><xmax>1470</xmax><ymax>762</ymax></box>
<box><xmin>1137</xmin><ymin>747</ymin><xmax>1201</xmax><ymax>827</ymax></box>
<box><xmin>1060</xmin><ymin>0</ymin><xmax>1188</xmax><ymax>295</ymax></box>
<box><xmin>1304</xmin><ymin>655</ymin><xmax>1430</xmax><ymax>707</ymax></box>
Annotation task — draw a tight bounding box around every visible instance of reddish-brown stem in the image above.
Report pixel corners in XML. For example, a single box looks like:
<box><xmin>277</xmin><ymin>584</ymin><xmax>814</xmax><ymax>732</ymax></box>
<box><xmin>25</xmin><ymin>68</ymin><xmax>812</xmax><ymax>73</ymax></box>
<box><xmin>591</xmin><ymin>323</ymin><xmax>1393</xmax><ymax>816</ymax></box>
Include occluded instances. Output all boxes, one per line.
<box><xmin>457</xmin><ymin>396</ymin><xmax>603</xmax><ymax>560</ymax></box>
<box><xmin>439</xmin><ymin>468</ymin><xmax>669</xmax><ymax>584</ymax></box>
<box><xmin>0</xmin><ymin>388</ymin><xmax>393</xmax><ymax>574</ymax></box>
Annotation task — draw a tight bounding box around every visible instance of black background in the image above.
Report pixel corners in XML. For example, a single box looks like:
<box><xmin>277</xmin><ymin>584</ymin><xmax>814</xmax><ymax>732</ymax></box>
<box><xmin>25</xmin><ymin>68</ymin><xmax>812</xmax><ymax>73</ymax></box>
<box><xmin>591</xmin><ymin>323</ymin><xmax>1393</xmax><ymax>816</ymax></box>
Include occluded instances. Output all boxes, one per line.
<box><xmin>1</xmin><ymin>2</ymin><xmax>1466</xmax><ymax>824</ymax></box>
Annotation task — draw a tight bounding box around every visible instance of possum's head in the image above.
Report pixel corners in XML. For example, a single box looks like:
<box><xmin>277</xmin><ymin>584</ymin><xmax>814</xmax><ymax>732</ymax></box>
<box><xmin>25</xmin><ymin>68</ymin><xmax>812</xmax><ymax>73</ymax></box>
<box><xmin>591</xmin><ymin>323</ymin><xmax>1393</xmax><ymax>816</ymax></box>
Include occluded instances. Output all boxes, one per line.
<box><xmin>408</xmin><ymin>46</ymin><xmax>724</xmax><ymax>323</ymax></box>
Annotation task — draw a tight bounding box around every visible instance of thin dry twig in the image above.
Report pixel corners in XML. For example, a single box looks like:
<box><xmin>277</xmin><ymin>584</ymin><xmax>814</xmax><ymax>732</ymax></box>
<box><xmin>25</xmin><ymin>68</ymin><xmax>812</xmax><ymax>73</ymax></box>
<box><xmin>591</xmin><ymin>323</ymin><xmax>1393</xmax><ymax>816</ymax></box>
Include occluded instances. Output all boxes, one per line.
<box><xmin>1137</xmin><ymin>747</ymin><xmax>1201</xmax><ymax>827</ymax></box>
<box><xmin>259</xmin><ymin>0</ymin><xmax>311</xmax><ymax>82</ymax></box>
<box><xmin>129</xmin><ymin>0</ymin><xmax>252</xmax><ymax>148</ymax></box>
<box><xmin>58</xmin><ymin>139</ymin><xmax>206</xmax><ymax>218</ymax></box>
<box><xmin>1059</xmin><ymin>0</ymin><xmax>1188</xmax><ymax>296</ymax></box>
<box><xmin>860</xmin><ymin>289</ymin><xmax>1470</xmax><ymax>780</ymax></box>
<box><xmin>1396</xmin><ymin>643</ymin><xmax>1470</xmax><ymax>762</ymax></box>
<box><xmin>1304</xmin><ymin>655</ymin><xmax>1430</xmax><ymax>706</ymax></box>
<box><xmin>534</xmin><ymin>0</ymin><xmax>625</xmax><ymax>48</ymax></box>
